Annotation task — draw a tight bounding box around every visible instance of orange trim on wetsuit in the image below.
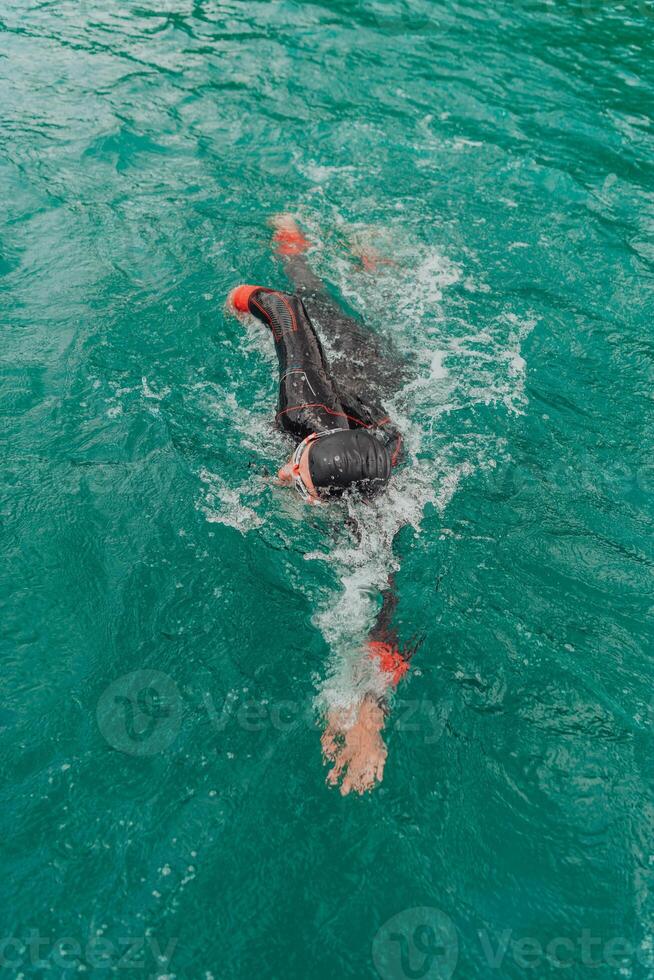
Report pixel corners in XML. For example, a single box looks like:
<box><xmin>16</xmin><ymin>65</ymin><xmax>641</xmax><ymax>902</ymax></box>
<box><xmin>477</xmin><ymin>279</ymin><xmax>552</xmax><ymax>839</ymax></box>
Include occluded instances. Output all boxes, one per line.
<box><xmin>230</xmin><ymin>284</ymin><xmax>262</xmax><ymax>313</ymax></box>
<box><xmin>230</xmin><ymin>285</ymin><xmax>402</xmax><ymax>457</ymax></box>
<box><xmin>368</xmin><ymin>640</ymin><xmax>410</xmax><ymax>687</ymax></box>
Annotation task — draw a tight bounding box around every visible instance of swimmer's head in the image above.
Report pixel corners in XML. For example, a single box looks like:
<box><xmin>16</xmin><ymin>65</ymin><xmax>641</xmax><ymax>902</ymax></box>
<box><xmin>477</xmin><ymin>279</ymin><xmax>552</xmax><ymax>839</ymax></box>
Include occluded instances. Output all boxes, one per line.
<box><xmin>279</xmin><ymin>429</ymin><xmax>392</xmax><ymax>503</ymax></box>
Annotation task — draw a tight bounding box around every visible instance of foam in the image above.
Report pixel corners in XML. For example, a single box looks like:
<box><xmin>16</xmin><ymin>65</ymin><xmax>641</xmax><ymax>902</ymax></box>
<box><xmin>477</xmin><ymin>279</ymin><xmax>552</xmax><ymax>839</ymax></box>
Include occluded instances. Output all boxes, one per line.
<box><xmin>197</xmin><ymin>467</ymin><xmax>264</xmax><ymax>532</ymax></box>
<box><xmin>203</xmin><ymin>219</ymin><xmax>535</xmax><ymax>709</ymax></box>
<box><xmin>141</xmin><ymin>376</ymin><xmax>170</xmax><ymax>401</ymax></box>
<box><xmin>295</xmin><ymin>219</ymin><xmax>535</xmax><ymax>709</ymax></box>
<box><xmin>193</xmin><ymin>310</ymin><xmax>290</xmax><ymax>535</ymax></box>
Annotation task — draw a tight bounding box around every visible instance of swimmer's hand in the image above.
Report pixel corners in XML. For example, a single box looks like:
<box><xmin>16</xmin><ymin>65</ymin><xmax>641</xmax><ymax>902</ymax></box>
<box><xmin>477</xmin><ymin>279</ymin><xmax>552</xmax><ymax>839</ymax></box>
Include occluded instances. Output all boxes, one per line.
<box><xmin>321</xmin><ymin>694</ymin><xmax>387</xmax><ymax>796</ymax></box>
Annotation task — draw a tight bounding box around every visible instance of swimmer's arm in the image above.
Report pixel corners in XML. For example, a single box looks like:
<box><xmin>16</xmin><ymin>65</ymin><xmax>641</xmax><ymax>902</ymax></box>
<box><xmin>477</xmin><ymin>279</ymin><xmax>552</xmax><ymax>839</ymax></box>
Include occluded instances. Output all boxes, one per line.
<box><xmin>335</xmin><ymin>389</ymin><xmax>404</xmax><ymax>467</ymax></box>
<box><xmin>270</xmin><ymin>214</ymin><xmax>328</xmax><ymax>300</ymax></box>
<box><xmin>321</xmin><ymin>581</ymin><xmax>413</xmax><ymax>796</ymax></box>
<box><xmin>378</xmin><ymin>418</ymin><xmax>404</xmax><ymax>468</ymax></box>
<box><xmin>366</xmin><ymin>576</ymin><xmax>412</xmax><ymax>698</ymax></box>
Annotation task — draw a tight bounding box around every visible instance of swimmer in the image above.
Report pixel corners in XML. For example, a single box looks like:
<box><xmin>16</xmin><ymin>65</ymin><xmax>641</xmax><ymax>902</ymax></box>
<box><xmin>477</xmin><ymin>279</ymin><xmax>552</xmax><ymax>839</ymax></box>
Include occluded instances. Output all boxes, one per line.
<box><xmin>229</xmin><ymin>215</ymin><xmax>416</xmax><ymax>795</ymax></box>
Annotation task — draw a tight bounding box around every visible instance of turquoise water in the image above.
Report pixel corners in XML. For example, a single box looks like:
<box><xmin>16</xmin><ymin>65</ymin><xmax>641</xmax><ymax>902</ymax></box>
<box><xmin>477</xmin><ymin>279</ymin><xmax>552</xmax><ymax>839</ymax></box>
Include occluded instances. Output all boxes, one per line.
<box><xmin>2</xmin><ymin>0</ymin><xmax>654</xmax><ymax>977</ymax></box>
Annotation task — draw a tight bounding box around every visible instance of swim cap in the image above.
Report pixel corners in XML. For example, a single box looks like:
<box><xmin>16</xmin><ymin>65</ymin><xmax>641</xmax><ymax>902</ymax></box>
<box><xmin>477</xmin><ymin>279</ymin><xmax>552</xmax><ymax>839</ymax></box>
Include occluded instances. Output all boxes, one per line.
<box><xmin>308</xmin><ymin>429</ymin><xmax>392</xmax><ymax>498</ymax></box>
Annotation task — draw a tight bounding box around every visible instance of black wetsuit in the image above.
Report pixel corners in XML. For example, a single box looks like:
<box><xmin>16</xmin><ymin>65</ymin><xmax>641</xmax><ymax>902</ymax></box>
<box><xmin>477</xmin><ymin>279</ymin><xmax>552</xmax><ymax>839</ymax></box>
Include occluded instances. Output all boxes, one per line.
<box><xmin>238</xmin><ymin>253</ymin><xmax>415</xmax><ymax>668</ymax></box>
<box><xmin>246</xmin><ymin>278</ymin><xmax>403</xmax><ymax>467</ymax></box>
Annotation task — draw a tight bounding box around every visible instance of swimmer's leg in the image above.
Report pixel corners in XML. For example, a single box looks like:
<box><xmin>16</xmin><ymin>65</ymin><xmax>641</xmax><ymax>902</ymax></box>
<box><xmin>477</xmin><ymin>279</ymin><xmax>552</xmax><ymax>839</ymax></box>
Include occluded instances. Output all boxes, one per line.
<box><xmin>271</xmin><ymin>214</ymin><xmax>404</xmax><ymax>397</ymax></box>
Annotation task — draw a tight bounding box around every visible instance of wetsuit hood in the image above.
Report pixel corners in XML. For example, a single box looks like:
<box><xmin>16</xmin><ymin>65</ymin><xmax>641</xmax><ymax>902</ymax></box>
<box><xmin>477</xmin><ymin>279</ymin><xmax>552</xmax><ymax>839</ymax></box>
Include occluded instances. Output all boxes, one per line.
<box><xmin>308</xmin><ymin>429</ymin><xmax>392</xmax><ymax>498</ymax></box>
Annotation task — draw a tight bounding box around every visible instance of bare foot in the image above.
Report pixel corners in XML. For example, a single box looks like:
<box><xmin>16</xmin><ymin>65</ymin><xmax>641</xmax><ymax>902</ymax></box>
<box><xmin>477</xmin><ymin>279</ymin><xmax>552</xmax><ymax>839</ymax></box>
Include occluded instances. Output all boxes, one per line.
<box><xmin>322</xmin><ymin>695</ymin><xmax>388</xmax><ymax>796</ymax></box>
<box><xmin>321</xmin><ymin>705</ymin><xmax>355</xmax><ymax>761</ymax></box>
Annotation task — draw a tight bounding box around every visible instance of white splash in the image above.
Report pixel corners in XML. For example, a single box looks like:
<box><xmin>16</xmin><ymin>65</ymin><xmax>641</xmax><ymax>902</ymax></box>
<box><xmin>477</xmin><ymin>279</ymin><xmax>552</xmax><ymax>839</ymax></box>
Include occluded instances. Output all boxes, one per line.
<box><xmin>141</xmin><ymin>376</ymin><xmax>170</xmax><ymax>401</ymax></box>
<box><xmin>299</xmin><ymin>220</ymin><xmax>535</xmax><ymax>710</ymax></box>
<box><xmin>201</xmin><ymin>217</ymin><xmax>535</xmax><ymax>710</ymax></box>
<box><xmin>197</xmin><ymin>468</ymin><xmax>264</xmax><ymax>532</ymax></box>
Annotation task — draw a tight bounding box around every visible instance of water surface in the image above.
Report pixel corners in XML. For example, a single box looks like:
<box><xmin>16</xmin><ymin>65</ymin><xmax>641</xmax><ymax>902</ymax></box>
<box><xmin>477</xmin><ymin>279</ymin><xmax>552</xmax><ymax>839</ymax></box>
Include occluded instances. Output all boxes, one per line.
<box><xmin>1</xmin><ymin>0</ymin><xmax>653</xmax><ymax>977</ymax></box>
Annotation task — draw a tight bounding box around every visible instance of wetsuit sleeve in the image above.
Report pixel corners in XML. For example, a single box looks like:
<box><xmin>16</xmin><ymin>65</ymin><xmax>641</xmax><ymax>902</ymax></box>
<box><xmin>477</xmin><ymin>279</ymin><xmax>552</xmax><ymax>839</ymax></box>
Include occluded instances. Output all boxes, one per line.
<box><xmin>367</xmin><ymin>574</ymin><xmax>416</xmax><ymax>691</ymax></box>
<box><xmin>245</xmin><ymin>288</ymin><xmax>351</xmax><ymax>441</ymax></box>
<box><xmin>243</xmin><ymin>286</ymin><xmax>403</xmax><ymax>463</ymax></box>
<box><xmin>336</xmin><ymin>387</ymin><xmax>404</xmax><ymax>467</ymax></box>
